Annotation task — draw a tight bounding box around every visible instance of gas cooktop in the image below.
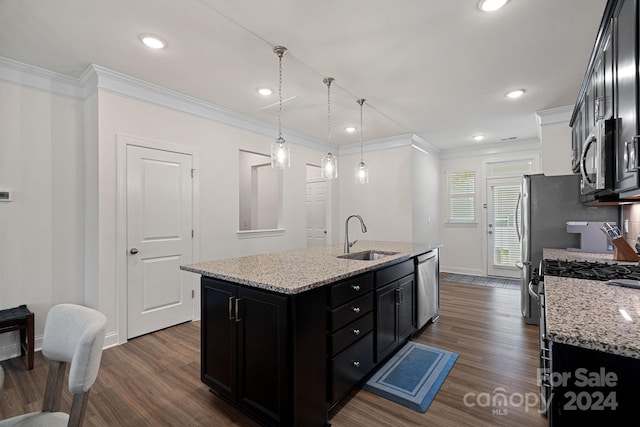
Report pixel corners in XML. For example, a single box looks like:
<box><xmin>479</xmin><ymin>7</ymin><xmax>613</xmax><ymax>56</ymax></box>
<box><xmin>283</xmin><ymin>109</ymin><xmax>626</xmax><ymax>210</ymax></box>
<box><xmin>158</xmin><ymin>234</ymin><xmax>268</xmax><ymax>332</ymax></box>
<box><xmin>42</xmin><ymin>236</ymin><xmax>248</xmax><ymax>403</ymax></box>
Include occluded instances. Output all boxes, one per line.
<box><xmin>543</xmin><ymin>259</ymin><xmax>640</xmax><ymax>281</ymax></box>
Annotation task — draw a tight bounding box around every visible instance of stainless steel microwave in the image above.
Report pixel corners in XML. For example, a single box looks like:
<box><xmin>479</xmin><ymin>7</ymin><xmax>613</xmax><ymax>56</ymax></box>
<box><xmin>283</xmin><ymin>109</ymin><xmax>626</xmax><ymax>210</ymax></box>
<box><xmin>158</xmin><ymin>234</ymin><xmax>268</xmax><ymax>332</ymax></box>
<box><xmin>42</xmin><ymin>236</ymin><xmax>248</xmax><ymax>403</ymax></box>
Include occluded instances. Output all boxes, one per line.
<box><xmin>579</xmin><ymin>118</ymin><xmax>615</xmax><ymax>195</ymax></box>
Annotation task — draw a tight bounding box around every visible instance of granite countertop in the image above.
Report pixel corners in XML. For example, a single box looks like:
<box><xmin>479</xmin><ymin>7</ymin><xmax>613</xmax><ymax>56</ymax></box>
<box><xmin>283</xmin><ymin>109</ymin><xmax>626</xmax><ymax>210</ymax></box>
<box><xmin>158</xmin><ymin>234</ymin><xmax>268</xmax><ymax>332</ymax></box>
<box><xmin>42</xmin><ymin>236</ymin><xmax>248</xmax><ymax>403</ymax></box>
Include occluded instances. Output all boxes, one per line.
<box><xmin>181</xmin><ymin>240</ymin><xmax>441</xmax><ymax>295</ymax></box>
<box><xmin>542</xmin><ymin>248</ymin><xmax>640</xmax><ymax>359</ymax></box>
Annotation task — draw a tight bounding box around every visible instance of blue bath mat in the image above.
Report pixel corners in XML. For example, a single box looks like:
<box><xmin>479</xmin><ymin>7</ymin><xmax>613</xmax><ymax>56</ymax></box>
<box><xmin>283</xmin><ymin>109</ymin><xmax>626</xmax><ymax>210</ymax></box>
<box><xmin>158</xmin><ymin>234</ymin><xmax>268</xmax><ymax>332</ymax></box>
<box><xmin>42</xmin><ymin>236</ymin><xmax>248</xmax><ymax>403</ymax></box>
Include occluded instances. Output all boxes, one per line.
<box><xmin>363</xmin><ymin>341</ymin><xmax>458</xmax><ymax>412</ymax></box>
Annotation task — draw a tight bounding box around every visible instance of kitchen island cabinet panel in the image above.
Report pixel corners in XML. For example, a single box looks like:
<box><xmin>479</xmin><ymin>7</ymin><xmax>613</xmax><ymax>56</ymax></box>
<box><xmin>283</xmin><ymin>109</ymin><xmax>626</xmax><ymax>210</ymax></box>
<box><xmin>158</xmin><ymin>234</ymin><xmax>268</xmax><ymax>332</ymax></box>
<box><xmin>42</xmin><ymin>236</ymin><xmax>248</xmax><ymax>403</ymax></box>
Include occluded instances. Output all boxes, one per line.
<box><xmin>375</xmin><ymin>262</ymin><xmax>416</xmax><ymax>362</ymax></box>
<box><xmin>202</xmin><ymin>277</ymin><xmax>311</xmax><ymax>427</ymax></box>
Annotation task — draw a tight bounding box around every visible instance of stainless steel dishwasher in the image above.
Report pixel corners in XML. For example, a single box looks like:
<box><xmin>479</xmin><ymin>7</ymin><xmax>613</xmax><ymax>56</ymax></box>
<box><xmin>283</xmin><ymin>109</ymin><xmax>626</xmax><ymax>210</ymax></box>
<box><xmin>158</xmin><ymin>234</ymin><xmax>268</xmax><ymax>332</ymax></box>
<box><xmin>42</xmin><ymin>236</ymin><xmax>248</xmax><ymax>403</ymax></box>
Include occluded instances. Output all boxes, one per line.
<box><xmin>416</xmin><ymin>249</ymin><xmax>439</xmax><ymax>329</ymax></box>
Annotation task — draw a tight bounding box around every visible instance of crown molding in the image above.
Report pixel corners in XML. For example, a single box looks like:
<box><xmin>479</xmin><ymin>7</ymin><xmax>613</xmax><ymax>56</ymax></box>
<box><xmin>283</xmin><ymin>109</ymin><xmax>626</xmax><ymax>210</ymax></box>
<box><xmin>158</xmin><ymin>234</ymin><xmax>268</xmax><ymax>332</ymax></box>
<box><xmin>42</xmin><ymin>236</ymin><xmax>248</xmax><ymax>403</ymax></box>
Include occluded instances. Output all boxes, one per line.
<box><xmin>338</xmin><ymin>133</ymin><xmax>415</xmax><ymax>156</ymax></box>
<box><xmin>0</xmin><ymin>56</ymin><xmax>83</xmax><ymax>99</ymax></box>
<box><xmin>440</xmin><ymin>138</ymin><xmax>541</xmax><ymax>160</ymax></box>
<box><xmin>85</xmin><ymin>64</ymin><xmax>328</xmax><ymax>152</ymax></box>
<box><xmin>535</xmin><ymin>105</ymin><xmax>574</xmax><ymax>126</ymax></box>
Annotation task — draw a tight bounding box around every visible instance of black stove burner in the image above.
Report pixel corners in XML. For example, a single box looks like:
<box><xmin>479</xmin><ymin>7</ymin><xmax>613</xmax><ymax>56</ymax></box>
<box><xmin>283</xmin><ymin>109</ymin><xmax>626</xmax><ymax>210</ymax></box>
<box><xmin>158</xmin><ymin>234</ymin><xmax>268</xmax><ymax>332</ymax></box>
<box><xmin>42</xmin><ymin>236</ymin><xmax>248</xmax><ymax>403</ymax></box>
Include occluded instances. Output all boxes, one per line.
<box><xmin>543</xmin><ymin>259</ymin><xmax>640</xmax><ymax>281</ymax></box>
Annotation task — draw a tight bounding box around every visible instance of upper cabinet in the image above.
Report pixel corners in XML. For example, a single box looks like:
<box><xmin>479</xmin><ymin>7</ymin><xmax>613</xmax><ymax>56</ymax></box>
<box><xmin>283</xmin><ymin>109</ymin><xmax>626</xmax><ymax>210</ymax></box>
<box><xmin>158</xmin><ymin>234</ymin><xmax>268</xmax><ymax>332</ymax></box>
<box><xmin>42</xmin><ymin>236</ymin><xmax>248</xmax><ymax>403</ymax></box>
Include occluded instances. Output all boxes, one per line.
<box><xmin>613</xmin><ymin>0</ymin><xmax>639</xmax><ymax>194</ymax></box>
<box><xmin>570</xmin><ymin>0</ymin><xmax>640</xmax><ymax>200</ymax></box>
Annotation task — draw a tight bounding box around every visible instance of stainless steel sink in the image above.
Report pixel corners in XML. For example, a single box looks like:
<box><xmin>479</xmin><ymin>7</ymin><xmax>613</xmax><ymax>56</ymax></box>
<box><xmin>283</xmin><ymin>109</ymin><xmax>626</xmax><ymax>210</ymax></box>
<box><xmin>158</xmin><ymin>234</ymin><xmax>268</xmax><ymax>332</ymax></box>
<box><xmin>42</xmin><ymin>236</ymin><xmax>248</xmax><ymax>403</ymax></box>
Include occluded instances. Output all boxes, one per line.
<box><xmin>337</xmin><ymin>250</ymin><xmax>399</xmax><ymax>261</ymax></box>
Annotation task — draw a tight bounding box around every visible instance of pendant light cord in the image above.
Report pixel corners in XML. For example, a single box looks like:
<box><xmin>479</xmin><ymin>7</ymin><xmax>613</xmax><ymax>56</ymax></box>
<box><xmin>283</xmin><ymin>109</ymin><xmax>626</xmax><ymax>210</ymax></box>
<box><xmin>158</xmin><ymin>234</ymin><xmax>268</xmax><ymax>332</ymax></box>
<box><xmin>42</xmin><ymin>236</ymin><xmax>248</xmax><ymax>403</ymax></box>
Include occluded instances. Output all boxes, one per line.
<box><xmin>324</xmin><ymin>77</ymin><xmax>334</xmax><ymax>151</ymax></box>
<box><xmin>358</xmin><ymin>98</ymin><xmax>366</xmax><ymax>162</ymax></box>
<box><xmin>278</xmin><ymin>53</ymin><xmax>283</xmax><ymax>140</ymax></box>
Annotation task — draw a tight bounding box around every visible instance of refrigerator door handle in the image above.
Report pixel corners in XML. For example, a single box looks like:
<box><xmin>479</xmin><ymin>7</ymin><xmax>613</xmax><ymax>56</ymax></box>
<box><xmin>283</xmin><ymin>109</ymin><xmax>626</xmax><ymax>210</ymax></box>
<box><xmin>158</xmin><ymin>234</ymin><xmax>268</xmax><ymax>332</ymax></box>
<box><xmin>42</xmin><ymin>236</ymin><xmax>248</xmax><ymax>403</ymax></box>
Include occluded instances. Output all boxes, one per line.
<box><xmin>515</xmin><ymin>192</ymin><xmax>521</xmax><ymax>242</ymax></box>
<box><xmin>528</xmin><ymin>281</ymin><xmax>540</xmax><ymax>301</ymax></box>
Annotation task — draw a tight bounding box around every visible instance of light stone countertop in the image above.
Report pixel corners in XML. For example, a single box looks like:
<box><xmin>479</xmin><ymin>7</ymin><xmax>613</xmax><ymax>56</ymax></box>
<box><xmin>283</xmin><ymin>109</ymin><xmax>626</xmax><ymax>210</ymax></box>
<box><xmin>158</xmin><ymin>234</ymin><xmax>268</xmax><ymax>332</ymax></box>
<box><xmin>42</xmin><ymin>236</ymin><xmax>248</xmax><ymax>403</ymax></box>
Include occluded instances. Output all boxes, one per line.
<box><xmin>543</xmin><ymin>248</ymin><xmax>640</xmax><ymax>358</ymax></box>
<box><xmin>181</xmin><ymin>240</ymin><xmax>441</xmax><ymax>295</ymax></box>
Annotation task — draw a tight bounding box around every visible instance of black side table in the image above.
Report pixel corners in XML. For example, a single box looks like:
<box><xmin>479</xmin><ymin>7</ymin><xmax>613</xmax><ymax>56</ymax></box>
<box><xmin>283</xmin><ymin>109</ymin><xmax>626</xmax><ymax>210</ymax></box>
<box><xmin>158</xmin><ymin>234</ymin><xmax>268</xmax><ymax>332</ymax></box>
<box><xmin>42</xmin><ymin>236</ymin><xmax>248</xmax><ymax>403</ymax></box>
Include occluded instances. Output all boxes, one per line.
<box><xmin>0</xmin><ymin>305</ymin><xmax>34</xmax><ymax>369</ymax></box>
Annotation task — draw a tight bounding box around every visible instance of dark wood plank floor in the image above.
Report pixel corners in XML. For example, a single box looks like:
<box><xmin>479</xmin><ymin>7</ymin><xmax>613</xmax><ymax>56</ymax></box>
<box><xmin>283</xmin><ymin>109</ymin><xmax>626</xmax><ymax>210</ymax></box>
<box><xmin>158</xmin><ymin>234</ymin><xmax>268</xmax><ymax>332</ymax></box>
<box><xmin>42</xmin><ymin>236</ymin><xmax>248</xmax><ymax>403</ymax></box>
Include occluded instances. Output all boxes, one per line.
<box><xmin>0</xmin><ymin>278</ymin><xmax>547</xmax><ymax>426</ymax></box>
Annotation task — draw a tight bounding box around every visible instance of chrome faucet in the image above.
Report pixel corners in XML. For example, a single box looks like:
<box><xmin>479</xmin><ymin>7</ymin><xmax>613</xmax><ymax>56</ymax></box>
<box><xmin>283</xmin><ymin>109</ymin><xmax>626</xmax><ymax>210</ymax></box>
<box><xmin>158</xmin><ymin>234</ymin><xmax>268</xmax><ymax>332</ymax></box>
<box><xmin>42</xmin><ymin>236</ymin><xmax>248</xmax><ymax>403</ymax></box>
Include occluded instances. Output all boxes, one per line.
<box><xmin>344</xmin><ymin>214</ymin><xmax>367</xmax><ymax>253</ymax></box>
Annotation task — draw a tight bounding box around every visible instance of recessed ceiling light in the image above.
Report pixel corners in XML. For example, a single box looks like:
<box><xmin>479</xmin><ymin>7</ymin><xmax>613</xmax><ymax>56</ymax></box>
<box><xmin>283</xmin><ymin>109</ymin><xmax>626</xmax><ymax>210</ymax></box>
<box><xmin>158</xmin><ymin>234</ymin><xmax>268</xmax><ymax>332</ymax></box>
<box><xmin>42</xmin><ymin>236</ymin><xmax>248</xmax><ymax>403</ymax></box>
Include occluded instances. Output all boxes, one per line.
<box><xmin>140</xmin><ymin>34</ymin><xmax>167</xmax><ymax>49</ymax></box>
<box><xmin>257</xmin><ymin>88</ymin><xmax>272</xmax><ymax>96</ymax></box>
<box><xmin>478</xmin><ymin>0</ymin><xmax>509</xmax><ymax>12</ymax></box>
<box><xmin>505</xmin><ymin>89</ymin><xmax>526</xmax><ymax>99</ymax></box>
<box><xmin>472</xmin><ymin>135</ymin><xmax>485</xmax><ymax>141</ymax></box>
<box><xmin>345</xmin><ymin>126</ymin><xmax>357</xmax><ymax>133</ymax></box>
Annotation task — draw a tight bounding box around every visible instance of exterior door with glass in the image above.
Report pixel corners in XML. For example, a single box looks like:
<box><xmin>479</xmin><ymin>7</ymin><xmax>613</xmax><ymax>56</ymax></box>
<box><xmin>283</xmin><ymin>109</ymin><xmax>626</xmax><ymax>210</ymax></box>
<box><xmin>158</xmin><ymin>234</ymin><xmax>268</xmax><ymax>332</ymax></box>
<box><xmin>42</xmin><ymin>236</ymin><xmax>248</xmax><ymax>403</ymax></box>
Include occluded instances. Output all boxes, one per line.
<box><xmin>487</xmin><ymin>178</ymin><xmax>521</xmax><ymax>278</ymax></box>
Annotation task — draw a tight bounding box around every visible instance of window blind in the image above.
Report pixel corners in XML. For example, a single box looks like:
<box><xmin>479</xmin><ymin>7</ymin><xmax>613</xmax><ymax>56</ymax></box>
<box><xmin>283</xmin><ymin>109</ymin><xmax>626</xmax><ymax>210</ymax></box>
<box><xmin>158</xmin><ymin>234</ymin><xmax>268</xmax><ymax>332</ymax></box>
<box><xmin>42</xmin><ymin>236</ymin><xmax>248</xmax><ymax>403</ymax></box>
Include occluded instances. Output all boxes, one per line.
<box><xmin>448</xmin><ymin>171</ymin><xmax>476</xmax><ymax>223</ymax></box>
<box><xmin>492</xmin><ymin>184</ymin><xmax>521</xmax><ymax>267</ymax></box>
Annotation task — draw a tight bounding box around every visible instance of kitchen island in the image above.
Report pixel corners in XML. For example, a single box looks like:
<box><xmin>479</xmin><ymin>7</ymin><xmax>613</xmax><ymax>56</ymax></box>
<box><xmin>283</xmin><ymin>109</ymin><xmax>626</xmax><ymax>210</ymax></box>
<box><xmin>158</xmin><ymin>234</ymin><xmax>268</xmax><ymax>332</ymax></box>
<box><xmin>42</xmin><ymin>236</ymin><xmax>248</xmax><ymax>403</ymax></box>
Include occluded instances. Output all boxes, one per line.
<box><xmin>181</xmin><ymin>241</ymin><xmax>441</xmax><ymax>427</ymax></box>
<box><xmin>541</xmin><ymin>248</ymin><xmax>640</xmax><ymax>425</ymax></box>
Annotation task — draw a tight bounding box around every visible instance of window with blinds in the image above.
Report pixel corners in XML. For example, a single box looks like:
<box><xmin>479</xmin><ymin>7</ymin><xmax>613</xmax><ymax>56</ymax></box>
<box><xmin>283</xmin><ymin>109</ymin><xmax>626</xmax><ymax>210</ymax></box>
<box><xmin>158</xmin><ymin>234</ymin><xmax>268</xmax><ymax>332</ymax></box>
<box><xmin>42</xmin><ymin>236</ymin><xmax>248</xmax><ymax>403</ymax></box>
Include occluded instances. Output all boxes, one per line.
<box><xmin>492</xmin><ymin>184</ymin><xmax>521</xmax><ymax>267</ymax></box>
<box><xmin>448</xmin><ymin>171</ymin><xmax>476</xmax><ymax>223</ymax></box>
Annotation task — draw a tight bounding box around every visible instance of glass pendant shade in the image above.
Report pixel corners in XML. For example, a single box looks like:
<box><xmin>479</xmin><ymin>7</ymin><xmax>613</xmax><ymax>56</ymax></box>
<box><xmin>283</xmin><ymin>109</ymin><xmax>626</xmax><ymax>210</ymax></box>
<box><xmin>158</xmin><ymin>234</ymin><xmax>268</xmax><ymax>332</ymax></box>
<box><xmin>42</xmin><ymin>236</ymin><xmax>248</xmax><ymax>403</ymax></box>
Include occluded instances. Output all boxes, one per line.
<box><xmin>355</xmin><ymin>98</ymin><xmax>369</xmax><ymax>184</ymax></box>
<box><xmin>355</xmin><ymin>161</ymin><xmax>369</xmax><ymax>184</ymax></box>
<box><xmin>271</xmin><ymin>136</ymin><xmax>290</xmax><ymax>168</ymax></box>
<box><xmin>321</xmin><ymin>152</ymin><xmax>338</xmax><ymax>179</ymax></box>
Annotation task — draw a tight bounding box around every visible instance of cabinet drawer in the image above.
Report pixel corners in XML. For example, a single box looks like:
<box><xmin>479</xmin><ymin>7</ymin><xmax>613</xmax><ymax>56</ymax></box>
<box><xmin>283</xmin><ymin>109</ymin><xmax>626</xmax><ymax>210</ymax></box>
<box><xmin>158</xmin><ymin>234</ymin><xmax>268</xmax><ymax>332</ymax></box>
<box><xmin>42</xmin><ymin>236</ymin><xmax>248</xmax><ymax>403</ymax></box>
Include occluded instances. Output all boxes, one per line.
<box><xmin>329</xmin><ymin>312</ymin><xmax>373</xmax><ymax>357</ymax></box>
<box><xmin>375</xmin><ymin>259</ymin><xmax>414</xmax><ymax>288</ymax></box>
<box><xmin>329</xmin><ymin>293</ymin><xmax>373</xmax><ymax>331</ymax></box>
<box><xmin>330</xmin><ymin>332</ymin><xmax>374</xmax><ymax>403</ymax></box>
<box><xmin>329</xmin><ymin>273</ymin><xmax>373</xmax><ymax>308</ymax></box>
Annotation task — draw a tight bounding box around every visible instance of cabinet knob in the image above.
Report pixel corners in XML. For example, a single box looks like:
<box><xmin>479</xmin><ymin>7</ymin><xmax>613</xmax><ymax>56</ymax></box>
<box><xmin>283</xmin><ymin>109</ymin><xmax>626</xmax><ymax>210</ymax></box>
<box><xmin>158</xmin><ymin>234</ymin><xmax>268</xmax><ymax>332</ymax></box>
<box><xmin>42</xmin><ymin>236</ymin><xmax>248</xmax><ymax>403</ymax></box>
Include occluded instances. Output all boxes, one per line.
<box><xmin>352</xmin><ymin>329</ymin><xmax>361</xmax><ymax>335</ymax></box>
<box><xmin>352</xmin><ymin>361</ymin><xmax>360</xmax><ymax>368</ymax></box>
<box><xmin>351</xmin><ymin>307</ymin><xmax>360</xmax><ymax>313</ymax></box>
<box><xmin>351</xmin><ymin>285</ymin><xmax>360</xmax><ymax>291</ymax></box>
<box><xmin>129</xmin><ymin>248</ymin><xmax>139</xmax><ymax>255</ymax></box>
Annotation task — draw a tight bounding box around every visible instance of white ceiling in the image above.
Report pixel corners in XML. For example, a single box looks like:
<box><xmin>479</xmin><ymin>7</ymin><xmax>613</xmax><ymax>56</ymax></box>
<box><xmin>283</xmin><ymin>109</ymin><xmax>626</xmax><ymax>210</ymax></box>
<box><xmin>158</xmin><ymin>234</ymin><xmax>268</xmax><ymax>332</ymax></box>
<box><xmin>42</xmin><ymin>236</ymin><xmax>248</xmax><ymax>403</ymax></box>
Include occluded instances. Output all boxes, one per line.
<box><xmin>0</xmin><ymin>0</ymin><xmax>607</xmax><ymax>151</ymax></box>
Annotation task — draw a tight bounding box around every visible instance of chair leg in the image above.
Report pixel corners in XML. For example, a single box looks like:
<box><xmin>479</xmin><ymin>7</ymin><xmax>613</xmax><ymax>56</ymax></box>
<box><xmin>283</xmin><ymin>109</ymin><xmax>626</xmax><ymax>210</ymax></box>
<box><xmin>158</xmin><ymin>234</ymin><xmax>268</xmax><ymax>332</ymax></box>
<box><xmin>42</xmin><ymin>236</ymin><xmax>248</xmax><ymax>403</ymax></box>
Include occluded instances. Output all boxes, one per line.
<box><xmin>68</xmin><ymin>390</ymin><xmax>90</xmax><ymax>427</ymax></box>
<box><xmin>27</xmin><ymin>312</ymin><xmax>34</xmax><ymax>369</ymax></box>
<box><xmin>42</xmin><ymin>360</ymin><xmax>66</xmax><ymax>412</ymax></box>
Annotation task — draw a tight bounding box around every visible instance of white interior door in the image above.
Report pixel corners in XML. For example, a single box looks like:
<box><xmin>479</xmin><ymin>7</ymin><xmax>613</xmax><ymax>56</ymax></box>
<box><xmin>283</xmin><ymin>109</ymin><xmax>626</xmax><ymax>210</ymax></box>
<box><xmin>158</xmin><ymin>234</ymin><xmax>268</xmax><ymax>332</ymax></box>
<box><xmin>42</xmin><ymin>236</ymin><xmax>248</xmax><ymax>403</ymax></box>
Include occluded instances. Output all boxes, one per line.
<box><xmin>487</xmin><ymin>178</ymin><xmax>521</xmax><ymax>278</ymax></box>
<box><xmin>306</xmin><ymin>180</ymin><xmax>326</xmax><ymax>247</ymax></box>
<box><xmin>127</xmin><ymin>145</ymin><xmax>193</xmax><ymax>339</ymax></box>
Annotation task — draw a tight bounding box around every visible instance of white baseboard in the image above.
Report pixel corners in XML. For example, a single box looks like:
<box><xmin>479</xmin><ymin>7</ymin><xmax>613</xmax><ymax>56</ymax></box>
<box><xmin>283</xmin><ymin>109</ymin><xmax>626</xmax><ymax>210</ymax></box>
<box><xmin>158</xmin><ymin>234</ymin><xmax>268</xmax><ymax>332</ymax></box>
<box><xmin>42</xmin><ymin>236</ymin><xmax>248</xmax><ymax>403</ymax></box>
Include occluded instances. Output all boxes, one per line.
<box><xmin>441</xmin><ymin>266</ymin><xmax>484</xmax><ymax>276</ymax></box>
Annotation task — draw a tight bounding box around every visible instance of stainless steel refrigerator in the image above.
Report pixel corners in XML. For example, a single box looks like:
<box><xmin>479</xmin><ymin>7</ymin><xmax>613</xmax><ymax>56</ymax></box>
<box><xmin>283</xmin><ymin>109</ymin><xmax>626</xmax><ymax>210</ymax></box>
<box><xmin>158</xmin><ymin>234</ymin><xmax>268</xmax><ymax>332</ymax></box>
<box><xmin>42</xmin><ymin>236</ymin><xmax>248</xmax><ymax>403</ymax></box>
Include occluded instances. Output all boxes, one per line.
<box><xmin>518</xmin><ymin>174</ymin><xmax>618</xmax><ymax>325</ymax></box>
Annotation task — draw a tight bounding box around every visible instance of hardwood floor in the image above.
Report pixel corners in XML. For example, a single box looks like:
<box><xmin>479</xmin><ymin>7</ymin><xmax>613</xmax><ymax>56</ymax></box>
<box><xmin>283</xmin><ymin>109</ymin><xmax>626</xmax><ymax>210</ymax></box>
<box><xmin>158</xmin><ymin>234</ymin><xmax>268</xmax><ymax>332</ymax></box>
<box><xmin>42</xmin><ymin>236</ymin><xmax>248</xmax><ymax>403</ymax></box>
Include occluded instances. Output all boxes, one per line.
<box><xmin>0</xmin><ymin>279</ymin><xmax>547</xmax><ymax>426</ymax></box>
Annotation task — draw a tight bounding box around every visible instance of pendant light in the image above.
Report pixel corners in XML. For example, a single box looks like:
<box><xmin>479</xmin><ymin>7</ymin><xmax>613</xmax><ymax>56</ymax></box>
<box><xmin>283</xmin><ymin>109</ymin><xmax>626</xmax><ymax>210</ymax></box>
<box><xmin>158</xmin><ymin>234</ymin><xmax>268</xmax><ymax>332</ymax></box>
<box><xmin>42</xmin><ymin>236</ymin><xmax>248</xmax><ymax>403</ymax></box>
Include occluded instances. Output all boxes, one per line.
<box><xmin>321</xmin><ymin>77</ymin><xmax>338</xmax><ymax>180</ymax></box>
<box><xmin>355</xmin><ymin>98</ymin><xmax>369</xmax><ymax>184</ymax></box>
<box><xmin>271</xmin><ymin>46</ymin><xmax>290</xmax><ymax>168</ymax></box>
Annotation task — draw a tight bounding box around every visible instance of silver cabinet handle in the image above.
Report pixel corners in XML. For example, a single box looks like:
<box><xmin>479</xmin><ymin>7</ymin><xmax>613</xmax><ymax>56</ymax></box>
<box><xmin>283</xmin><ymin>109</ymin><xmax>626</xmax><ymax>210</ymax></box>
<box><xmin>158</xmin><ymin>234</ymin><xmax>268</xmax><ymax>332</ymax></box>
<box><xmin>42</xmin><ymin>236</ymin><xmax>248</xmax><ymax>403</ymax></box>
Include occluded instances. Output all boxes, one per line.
<box><xmin>235</xmin><ymin>298</ymin><xmax>242</xmax><ymax>323</ymax></box>
<box><xmin>625</xmin><ymin>136</ymin><xmax>640</xmax><ymax>172</ymax></box>
<box><xmin>351</xmin><ymin>285</ymin><xmax>360</xmax><ymax>291</ymax></box>
<box><xmin>129</xmin><ymin>248</ymin><xmax>139</xmax><ymax>255</ymax></box>
<box><xmin>352</xmin><ymin>361</ymin><xmax>360</xmax><ymax>368</ymax></box>
<box><xmin>352</xmin><ymin>329</ymin><xmax>361</xmax><ymax>335</ymax></box>
<box><xmin>351</xmin><ymin>306</ymin><xmax>360</xmax><ymax>313</ymax></box>
<box><xmin>228</xmin><ymin>297</ymin><xmax>235</xmax><ymax>320</ymax></box>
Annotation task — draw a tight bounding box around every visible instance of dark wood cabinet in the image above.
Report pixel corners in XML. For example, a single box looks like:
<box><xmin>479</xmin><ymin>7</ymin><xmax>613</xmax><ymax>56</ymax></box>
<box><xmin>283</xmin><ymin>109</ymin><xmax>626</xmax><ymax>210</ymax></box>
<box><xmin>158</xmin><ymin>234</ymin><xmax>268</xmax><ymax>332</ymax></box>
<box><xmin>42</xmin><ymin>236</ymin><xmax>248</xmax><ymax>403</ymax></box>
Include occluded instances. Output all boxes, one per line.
<box><xmin>201</xmin><ymin>277</ymin><xmax>327</xmax><ymax>427</ymax></box>
<box><xmin>201</xmin><ymin>278</ymin><xmax>290</xmax><ymax>426</ymax></box>
<box><xmin>374</xmin><ymin>260</ymin><xmax>416</xmax><ymax>362</ymax></box>
<box><xmin>327</xmin><ymin>272</ymin><xmax>374</xmax><ymax>405</ymax></box>
<box><xmin>200</xmin><ymin>256</ymin><xmax>429</xmax><ymax>425</ymax></box>
<box><xmin>549</xmin><ymin>342</ymin><xmax>640</xmax><ymax>425</ymax></box>
<box><xmin>613</xmin><ymin>0</ymin><xmax>639</xmax><ymax>193</ymax></box>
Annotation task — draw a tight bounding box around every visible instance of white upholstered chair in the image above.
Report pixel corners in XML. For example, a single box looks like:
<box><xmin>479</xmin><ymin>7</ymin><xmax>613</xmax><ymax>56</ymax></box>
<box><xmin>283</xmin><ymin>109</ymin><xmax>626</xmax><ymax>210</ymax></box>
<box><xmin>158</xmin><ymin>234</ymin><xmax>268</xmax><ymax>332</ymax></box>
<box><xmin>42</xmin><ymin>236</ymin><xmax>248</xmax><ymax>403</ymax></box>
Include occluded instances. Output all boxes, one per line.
<box><xmin>0</xmin><ymin>303</ymin><xmax>107</xmax><ymax>427</ymax></box>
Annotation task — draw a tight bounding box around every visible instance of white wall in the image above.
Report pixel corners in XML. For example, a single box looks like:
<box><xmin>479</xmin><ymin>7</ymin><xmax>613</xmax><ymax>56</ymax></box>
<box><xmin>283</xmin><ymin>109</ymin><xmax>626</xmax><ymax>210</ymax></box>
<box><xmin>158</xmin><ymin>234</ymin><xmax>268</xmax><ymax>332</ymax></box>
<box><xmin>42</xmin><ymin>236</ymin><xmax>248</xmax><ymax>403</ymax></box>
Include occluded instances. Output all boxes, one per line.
<box><xmin>337</xmin><ymin>144</ymin><xmax>441</xmax><ymax>246</ymax></box>
<box><xmin>338</xmin><ymin>146</ymin><xmax>413</xmax><ymax>243</ymax></box>
<box><xmin>540</xmin><ymin>121</ymin><xmax>573</xmax><ymax>176</ymax></box>
<box><xmin>0</xmin><ymin>80</ymin><xmax>85</xmax><ymax>354</ymax></box>
<box><xmin>412</xmin><ymin>146</ymin><xmax>440</xmax><ymax>244</ymax></box>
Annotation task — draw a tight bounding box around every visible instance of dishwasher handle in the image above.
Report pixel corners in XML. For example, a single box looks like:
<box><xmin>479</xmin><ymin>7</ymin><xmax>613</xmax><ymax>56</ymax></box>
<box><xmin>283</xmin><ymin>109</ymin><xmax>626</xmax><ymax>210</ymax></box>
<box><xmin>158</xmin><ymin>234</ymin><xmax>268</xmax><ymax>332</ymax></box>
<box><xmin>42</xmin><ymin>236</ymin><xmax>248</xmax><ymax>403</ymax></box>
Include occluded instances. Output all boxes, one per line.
<box><xmin>417</xmin><ymin>251</ymin><xmax>437</xmax><ymax>264</ymax></box>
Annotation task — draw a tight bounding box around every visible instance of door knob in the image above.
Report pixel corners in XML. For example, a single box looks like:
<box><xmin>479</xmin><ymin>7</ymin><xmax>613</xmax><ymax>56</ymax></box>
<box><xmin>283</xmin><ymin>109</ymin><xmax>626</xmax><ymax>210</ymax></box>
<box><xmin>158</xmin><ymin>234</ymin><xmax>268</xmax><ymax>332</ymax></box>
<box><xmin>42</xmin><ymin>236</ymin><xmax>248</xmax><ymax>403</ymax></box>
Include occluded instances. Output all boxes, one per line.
<box><xmin>130</xmin><ymin>248</ymin><xmax>139</xmax><ymax>255</ymax></box>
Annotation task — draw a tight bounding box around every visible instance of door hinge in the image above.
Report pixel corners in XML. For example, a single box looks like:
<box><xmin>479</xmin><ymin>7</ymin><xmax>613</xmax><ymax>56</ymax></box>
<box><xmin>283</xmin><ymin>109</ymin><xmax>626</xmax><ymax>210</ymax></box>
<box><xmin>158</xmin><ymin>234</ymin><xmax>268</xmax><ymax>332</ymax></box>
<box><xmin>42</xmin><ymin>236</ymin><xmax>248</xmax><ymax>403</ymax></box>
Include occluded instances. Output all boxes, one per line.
<box><xmin>191</xmin><ymin>168</ymin><xmax>195</xmax><ymax>178</ymax></box>
<box><xmin>192</xmin><ymin>290</ymin><xmax>195</xmax><ymax>298</ymax></box>
<box><xmin>191</xmin><ymin>229</ymin><xmax>194</xmax><ymax>238</ymax></box>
